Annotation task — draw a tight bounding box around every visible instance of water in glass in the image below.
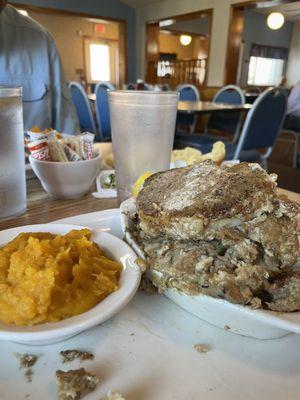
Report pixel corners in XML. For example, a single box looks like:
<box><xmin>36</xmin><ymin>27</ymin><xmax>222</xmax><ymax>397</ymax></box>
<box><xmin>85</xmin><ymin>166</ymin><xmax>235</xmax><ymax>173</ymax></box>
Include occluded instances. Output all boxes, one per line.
<box><xmin>109</xmin><ymin>91</ymin><xmax>178</xmax><ymax>204</ymax></box>
<box><xmin>0</xmin><ymin>88</ymin><xmax>26</xmax><ymax>218</ymax></box>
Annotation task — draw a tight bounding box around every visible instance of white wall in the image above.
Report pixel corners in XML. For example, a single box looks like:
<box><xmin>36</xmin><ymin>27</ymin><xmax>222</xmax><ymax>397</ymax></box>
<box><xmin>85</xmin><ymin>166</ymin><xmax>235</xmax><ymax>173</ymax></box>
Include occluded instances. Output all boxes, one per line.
<box><xmin>286</xmin><ymin>21</ymin><xmax>300</xmax><ymax>88</ymax></box>
<box><xmin>136</xmin><ymin>0</ymin><xmax>256</xmax><ymax>86</ymax></box>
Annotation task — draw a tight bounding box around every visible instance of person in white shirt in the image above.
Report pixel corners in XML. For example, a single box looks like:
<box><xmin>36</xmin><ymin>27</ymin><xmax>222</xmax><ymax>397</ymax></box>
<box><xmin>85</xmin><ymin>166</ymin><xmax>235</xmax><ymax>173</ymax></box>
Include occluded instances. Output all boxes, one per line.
<box><xmin>284</xmin><ymin>81</ymin><xmax>300</xmax><ymax>131</ymax></box>
<box><xmin>0</xmin><ymin>2</ymin><xmax>79</xmax><ymax>133</ymax></box>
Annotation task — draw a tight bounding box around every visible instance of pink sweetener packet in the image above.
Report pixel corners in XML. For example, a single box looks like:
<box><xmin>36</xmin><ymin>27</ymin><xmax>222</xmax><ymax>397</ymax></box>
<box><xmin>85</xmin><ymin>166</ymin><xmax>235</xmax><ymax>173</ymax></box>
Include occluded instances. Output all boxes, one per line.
<box><xmin>27</xmin><ymin>138</ymin><xmax>52</xmax><ymax>161</ymax></box>
<box><xmin>79</xmin><ymin>132</ymin><xmax>95</xmax><ymax>160</ymax></box>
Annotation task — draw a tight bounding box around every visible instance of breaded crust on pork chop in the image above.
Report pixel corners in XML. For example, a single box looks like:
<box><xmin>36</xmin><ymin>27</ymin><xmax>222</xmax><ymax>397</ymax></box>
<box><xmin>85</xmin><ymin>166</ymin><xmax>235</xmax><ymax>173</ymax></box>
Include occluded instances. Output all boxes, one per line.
<box><xmin>136</xmin><ymin>161</ymin><xmax>278</xmax><ymax>240</ymax></box>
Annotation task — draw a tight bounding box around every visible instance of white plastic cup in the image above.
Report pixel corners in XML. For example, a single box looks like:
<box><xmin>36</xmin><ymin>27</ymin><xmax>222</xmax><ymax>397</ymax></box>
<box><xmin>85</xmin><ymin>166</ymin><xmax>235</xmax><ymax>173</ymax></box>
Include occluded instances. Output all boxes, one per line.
<box><xmin>0</xmin><ymin>87</ymin><xmax>26</xmax><ymax>219</ymax></box>
<box><xmin>109</xmin><ymin>90</ymin><xmax>178</xmax><ymax>204</ymax></box>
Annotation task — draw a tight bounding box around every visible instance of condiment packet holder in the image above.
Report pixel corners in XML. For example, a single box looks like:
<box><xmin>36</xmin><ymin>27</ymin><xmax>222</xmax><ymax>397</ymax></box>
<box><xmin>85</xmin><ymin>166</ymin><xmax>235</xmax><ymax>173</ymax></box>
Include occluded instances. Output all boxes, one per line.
<box><xmin>92</xmin><ymin>170</ymin><xmax>117</xmax><ymax>199</ymax></box>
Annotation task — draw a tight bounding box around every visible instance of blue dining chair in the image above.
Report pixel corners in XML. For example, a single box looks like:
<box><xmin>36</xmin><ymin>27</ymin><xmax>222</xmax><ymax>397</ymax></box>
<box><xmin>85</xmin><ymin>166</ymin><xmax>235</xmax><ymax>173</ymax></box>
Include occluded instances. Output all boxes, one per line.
<box><xmin>97</xmin><ymin>82</ymin><xmax>116</xmax><ymax>91</ymax></box>
<box><xmin>175</xmin><ymin>85</ymin><xmax>244</xmax><ymax>147</ymax></box>
<box><xmin>205</xmin><ymin>84</ymin><xmax>246</xmax><ymax>143</ymax></box>
<box><xmin>176</xmin><ymin>84</ymin><xmax>200</xmax><ymax>133</ymax></box>
<box><xmin>95</xmin><ymin>82</ymin><xmax>115</xmax><ymax>142</ymax></box>
<box><xmin>213</xmin><ymin>84</ymin><xmax>245</xmax><ymax>104</ymax></box>
<box><xmin>175</xmin><ymin>87</ymin><xmax>287</xmax><ymax>170</ymax></box>
<box><xmin>69</xmin><ymin>81</ymin><xmax>97</xmax><ymax>134</ymax></box>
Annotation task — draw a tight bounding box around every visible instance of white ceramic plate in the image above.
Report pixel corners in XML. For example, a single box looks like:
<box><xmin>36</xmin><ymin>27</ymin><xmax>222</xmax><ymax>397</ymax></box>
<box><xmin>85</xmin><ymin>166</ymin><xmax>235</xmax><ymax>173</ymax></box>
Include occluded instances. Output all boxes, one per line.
<box><xmin>120</xmin><ymin>197</ymin><xmax>300</xmax><ymax>340</ymax></box>
<box><xmin>53</xmin><ymin>208</ymin><xmax>123</xmax><ymax>237</ymax></box>
<box><xmin>0</xmin><ymin>223</ymin><xmax>141</xmax><ymax>345</ymax></box>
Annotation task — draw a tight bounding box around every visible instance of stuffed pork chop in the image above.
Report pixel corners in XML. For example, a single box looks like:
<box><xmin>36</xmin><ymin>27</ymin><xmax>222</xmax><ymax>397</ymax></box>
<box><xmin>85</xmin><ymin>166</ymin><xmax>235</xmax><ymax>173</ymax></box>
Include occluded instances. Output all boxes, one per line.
<box><xmin>132</xmin><ymin>161</ymin><xmax>300</xmax><ymax>311</ymax></box>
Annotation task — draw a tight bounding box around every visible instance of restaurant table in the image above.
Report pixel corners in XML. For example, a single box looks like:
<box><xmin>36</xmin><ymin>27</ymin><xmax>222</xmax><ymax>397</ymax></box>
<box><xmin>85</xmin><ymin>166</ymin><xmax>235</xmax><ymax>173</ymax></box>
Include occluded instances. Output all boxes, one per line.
<box><xmin>87</xmin><ymin>93</ymin><xmax>251</xmax><ymax>114</ymax></box>
<box><xmin>177</xmin><ymin>100</ymin><xmax>251</xmax><ymax>114</ymax></box>
<box><xmin>177</xmin><ymin>101</ymin><xmax>251</xmax><ymax>143</ymax></box>
<box><xmin>1</xmin><ymin>157</ymin><xmax>300</xmax><ymax>400</ymax></box>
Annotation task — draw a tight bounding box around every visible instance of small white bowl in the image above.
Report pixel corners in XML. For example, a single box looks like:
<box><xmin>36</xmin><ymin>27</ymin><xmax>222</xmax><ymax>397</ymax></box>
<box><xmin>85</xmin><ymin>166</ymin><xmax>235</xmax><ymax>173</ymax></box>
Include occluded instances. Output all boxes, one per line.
<box><xmin>0</xmin><ymin>224</ymin><xmax>141</xmax><ymax>345</ymax></box>
<box><xmin>29</xmin><ymin>154</ymin><xmax>101</xmax><ymax>199</ymax></box>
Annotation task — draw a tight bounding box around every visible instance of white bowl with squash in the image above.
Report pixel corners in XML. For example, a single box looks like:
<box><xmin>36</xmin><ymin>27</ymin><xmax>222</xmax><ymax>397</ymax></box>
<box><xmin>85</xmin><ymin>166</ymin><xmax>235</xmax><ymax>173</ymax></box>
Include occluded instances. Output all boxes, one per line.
<box><xmin>0</xmin><ymin>224</ymin><xmax>141</xmax><ymax>345</ymax></box>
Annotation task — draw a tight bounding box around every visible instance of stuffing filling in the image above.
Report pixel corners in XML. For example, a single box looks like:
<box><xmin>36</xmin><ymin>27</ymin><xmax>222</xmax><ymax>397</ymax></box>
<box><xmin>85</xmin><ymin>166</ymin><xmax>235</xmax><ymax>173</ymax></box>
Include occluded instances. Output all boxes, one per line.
<box><xmin>130</xmin><ymin>204</ymin><xmax>300</xmax><ymax>312</ymax></box>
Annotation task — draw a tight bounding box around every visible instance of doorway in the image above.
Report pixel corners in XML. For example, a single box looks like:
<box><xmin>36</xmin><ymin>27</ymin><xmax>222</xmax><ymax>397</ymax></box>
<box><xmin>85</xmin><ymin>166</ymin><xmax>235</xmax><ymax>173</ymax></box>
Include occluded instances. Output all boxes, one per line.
<box><xmin>145</xmin><ymin>10</ymin><xmax>213</xmax><ymax>89</ymax></box>
<box><xmin>225</xmin><ymin>0</ymin><xmax>300</xmax><ymax>88</ymax></box>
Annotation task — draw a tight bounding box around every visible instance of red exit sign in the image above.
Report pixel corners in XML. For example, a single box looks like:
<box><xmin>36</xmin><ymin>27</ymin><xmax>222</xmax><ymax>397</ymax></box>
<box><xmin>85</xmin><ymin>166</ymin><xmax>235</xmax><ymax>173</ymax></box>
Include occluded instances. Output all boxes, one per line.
<box><xmin>94</xmin><ymin>23</ymin><xmax>106</xmax><ymax>34</ymax></box>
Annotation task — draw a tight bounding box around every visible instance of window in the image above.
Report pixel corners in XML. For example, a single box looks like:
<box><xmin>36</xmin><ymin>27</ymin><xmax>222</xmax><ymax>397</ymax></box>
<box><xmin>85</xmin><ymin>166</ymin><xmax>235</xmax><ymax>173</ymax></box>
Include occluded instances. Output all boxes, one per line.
<box><xmin>157</xmin><ymin>61</ymin><xmax>172</xmax><ymax>77</ymax></box>
<box><xmin>247</xmin><ymin>44</ymin><xmax>288</xmax><ymax>86</ymax></box>
<box><xmin>247</xmin><ymin>56</ymin><xmax>284</xmax><ymax>86</ymax></box>
<box><xmin>156</xmin><ymin>58</ymin><xmax>206</xmax><ymax>85</ymax></box>
<box><xmin>89</xmin><ymin>44</ymin><xmax>110</xmax><ymax>81</ymax></box>
<box><xmin>84</xmin><ymin>39</ymin><xmax>118</xmax><ymax>84</ymax></box>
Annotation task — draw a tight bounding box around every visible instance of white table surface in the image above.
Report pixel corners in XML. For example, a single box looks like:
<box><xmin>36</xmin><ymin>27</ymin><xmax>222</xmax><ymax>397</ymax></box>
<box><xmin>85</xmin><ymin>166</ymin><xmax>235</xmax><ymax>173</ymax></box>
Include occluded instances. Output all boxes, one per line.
<box><xmin>2</xmin><ymin>290</ymin><xmax>300</xmax><ymax>400</ymax></box>
<box><xmin>0</xmin><ymin>209</ymin><xmax>299</xmax><ymax>400</ymax></box>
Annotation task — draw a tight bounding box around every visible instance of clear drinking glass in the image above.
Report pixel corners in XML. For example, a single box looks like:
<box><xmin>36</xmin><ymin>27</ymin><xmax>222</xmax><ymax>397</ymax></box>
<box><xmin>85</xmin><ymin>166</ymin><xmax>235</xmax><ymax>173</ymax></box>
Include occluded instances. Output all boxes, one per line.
<box><xmin>0</xmin><ymin>87</ymin><xmax>26</xmax><ymax>219</ymax></box>
<box><xmin>109</xmin><ymin>90</ymin><xmax>178</xmax><ymax>204</ymax></box>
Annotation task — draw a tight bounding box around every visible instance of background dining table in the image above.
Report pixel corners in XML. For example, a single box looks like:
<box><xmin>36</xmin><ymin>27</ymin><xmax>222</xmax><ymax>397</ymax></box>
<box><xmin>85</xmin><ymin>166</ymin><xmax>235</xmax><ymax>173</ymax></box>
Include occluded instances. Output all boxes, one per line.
<box><xmin>87</xmin><ymin>93</ymin><xmax>251</xmax><ymax>115</ymax></box>
<box><xmin>177</xmin><ymin>100</ymin><xmax>251</xmax><ymax>114</ymax></box>
<box><xmin>0</xmin><ymin>147</ymin><xmax>300</xmax><ymax>400</ymax></box>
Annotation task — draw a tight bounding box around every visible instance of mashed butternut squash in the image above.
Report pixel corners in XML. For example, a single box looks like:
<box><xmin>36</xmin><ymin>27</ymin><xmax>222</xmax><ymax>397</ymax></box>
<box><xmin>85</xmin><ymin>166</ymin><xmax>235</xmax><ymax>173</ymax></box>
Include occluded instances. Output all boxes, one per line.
<box><xmin>0</xmin><ymin>229</ymin><xmax>122</xmax><ymax>326</ymax></box>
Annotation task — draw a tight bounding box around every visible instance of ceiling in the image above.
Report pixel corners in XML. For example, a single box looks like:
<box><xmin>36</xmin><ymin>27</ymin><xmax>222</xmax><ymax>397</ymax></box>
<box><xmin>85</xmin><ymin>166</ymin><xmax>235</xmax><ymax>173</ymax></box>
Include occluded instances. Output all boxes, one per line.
<box><xmin>121</xmin><ymin>0</ymin><xmax>161</xmax><ymax>7</ymax></box>
<box><xmin>162</xmin><ymin>18</ymin><xmax>210</xmax><ymax>36</ymax></box>
<box><xmin>123</xmin><ymin>0</ymin><xmax>300</xmax><ymax>19</ymax></box>
<box><xmin>121</xmin><ymin>0</ymin><xmax>300</xmax><ymax>21</ymax></box>
<box><xmin>255</xmin><ymin>1</ymin><xmax>300</xmax><ymax>21</ymax></box>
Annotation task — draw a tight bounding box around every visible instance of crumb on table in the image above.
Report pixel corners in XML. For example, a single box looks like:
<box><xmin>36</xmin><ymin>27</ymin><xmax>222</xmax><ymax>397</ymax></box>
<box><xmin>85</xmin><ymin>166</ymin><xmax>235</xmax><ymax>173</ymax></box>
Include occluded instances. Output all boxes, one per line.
<box><xmin>56</xmin><ymin>368</ymin><xmax>99</xmax><ymax>400</ymax></box>
<box><xmin>100</xmin><ymin>391</ymin><xmax>126</xmax><ymax>400</ymax></box>
<box><xmin>25</xmin><ymin>368</ymin><xmax>33</xmax><ymax>383</ymax></box>
<box><xmin>60</xmin><ymin>350</ymin><xmax>94</xmax><ymax>363</ymax></box>
<box><xmin>15</xmin><ymin>353</ymin><xmax>39</xmax><ymax>383</ymax></box>
<box><xmin>194</xmin><ymin>344</ymin><xmax>210</xmax><ymax>353</ymax></box>
<box><xmin>16</xmin><ymin>353</ymin><xmax>38</xmax><ymax>369</ymax></box>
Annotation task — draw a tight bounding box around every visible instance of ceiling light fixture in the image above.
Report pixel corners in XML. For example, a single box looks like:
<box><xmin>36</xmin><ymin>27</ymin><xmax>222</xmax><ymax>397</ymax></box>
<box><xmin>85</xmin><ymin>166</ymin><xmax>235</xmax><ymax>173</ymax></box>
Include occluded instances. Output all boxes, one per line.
<box><xmin>180</xmin><ymin>34</ymin><xmax>192</xmax><ymax>46</ymax></box>
<box><xmin>159</xmin><ymin>19</ymin><xmax>175</xmax><ymax>27</ymax></box>
<box><xmin>267</xmin><ymin>12</ymin><xmax>285</xmax><ymax>30</ymax></box>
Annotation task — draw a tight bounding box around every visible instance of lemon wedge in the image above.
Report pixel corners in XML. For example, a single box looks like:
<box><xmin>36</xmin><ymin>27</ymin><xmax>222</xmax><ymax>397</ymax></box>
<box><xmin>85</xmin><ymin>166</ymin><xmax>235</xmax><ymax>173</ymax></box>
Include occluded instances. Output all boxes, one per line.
<box><xmin>132</xmin><ymin>172</ymin><xmax>153</xmax><ymax>197</ymax></box>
